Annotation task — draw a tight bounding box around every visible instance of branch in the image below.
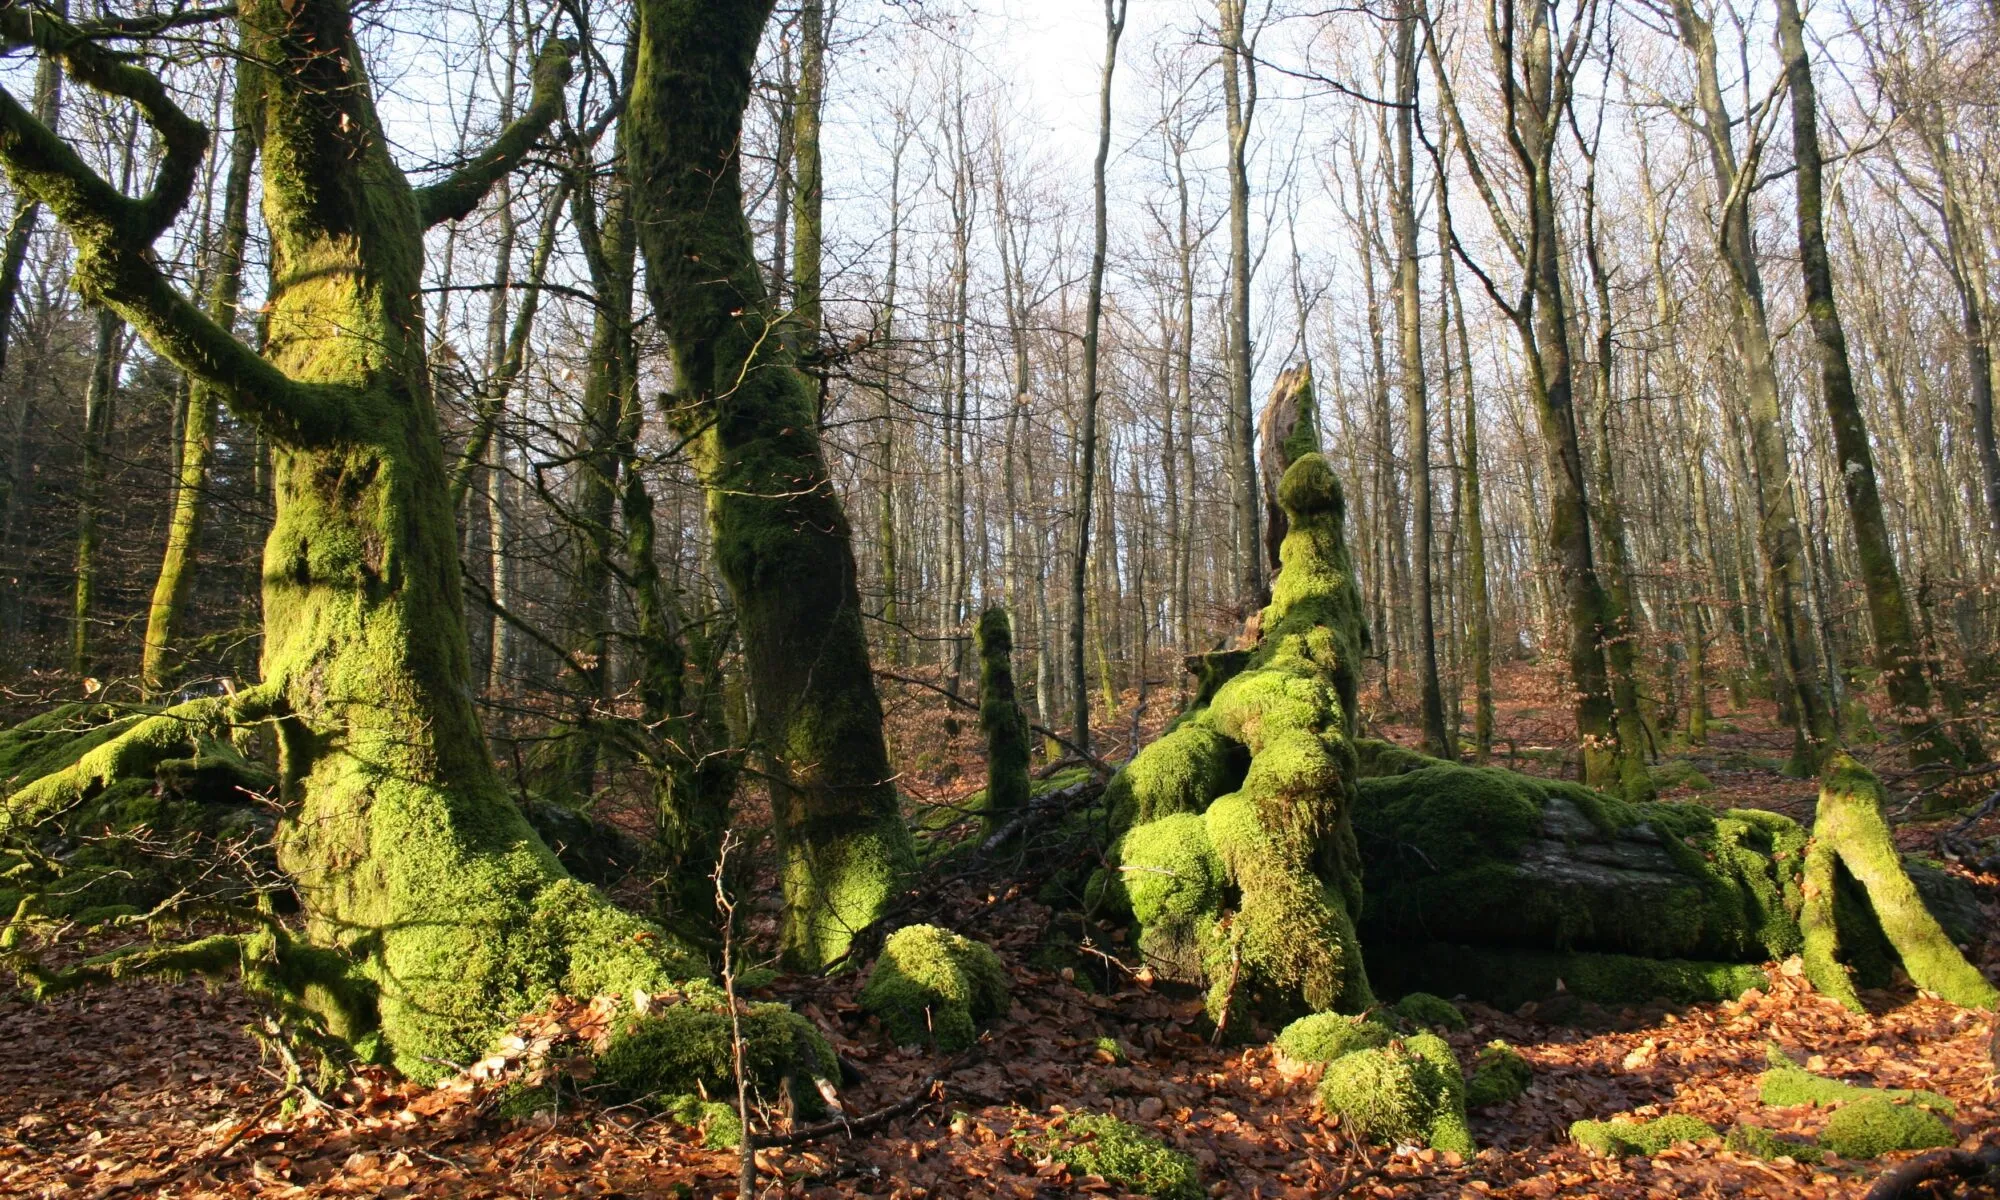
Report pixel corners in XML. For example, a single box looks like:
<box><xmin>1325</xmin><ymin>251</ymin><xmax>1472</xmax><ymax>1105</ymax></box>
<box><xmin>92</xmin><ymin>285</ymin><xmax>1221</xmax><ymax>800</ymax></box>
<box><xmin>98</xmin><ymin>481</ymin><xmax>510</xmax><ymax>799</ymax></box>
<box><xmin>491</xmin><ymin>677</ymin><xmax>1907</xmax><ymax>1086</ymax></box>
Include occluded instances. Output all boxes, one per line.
<box><xmin>415</xmin><ymin>39</ymin><xmax>576</xmax><ymax>229</ymax></box>
<box><xmin>0</xmin><ymin>11</ymin><xmax>348</xmax><ymax>445</ymax></box>
<box><xmin>874</xmin><ymin>669</ymin><xmax>1112</xmax><ymax>775</ymax></box>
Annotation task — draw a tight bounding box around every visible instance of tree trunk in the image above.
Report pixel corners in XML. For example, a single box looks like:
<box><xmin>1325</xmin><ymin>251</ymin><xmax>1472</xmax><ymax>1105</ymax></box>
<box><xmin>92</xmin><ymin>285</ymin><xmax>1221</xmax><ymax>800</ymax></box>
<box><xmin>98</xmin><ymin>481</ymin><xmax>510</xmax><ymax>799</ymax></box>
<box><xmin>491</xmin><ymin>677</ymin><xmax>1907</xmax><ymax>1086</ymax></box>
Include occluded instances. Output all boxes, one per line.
<box><xmin>627</xmin><ymin>0</ymin><xmax>916</xmax><ymax>968</ymax></box>
<box><xmin>1437</xmin><ymin>147</ymin><xmax>1492</xmax><ymax>762</ymax></box>
<box><xmin>143</xmin><ymin>64</ymin><xmax>259</xmax><ymax>696</ymax></box>
<box><xmin>1</xmin><ymin>0</ymin><xmax>687</xmax><ymax>1078</ymax></box>
<box><xmin>71</xmin><ymin>306</ymin><xmax>120</xmax><ymax>678</ymax></box>
<box><xmin>1218</xmin><ymin>0</ymin><xmax>1262</xmax><ymax>611</ymax></box>
<box><xmin>1774</xmin><ymin>0</ymin><xmax>1948</xmax><ymax>769</ymax></box>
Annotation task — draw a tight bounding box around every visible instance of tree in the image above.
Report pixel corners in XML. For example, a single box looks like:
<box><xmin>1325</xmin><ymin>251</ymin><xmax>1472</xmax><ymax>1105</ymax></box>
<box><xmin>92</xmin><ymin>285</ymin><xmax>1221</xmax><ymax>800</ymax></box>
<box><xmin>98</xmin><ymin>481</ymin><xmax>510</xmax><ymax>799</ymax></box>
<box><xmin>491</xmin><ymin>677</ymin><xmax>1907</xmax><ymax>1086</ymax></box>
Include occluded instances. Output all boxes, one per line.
<box><xmin>626</xmin><ymin>0</ymin><xmax>917</xmax><ymax>969</ymax></box>
<box><xmin>1218</xmin><ymin>0</ymin><xmax>1262</xmax><ymax>611</ymax></box>
<box><xmin>0</xmin><ymin>0</ymin><xmax>691</xmax><ymax>1079</ymax></box>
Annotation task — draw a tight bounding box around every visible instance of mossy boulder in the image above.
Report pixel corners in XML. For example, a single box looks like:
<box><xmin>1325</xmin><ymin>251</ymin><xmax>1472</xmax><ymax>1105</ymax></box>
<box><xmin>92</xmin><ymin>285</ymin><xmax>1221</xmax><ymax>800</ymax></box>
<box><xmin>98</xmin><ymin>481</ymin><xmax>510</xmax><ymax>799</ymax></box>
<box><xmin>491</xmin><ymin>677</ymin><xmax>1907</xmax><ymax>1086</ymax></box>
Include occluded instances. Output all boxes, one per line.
<box><xmin>1272</xmin><ymin>1011</ymin><xmax>1390</xmax><ymax>1068</ymax></box>
<box><xmin>1317</xmin><ymin>1033</ymin><xmax>1474</xmax><ymax>1155</ymax></box>
<box><xmin>1571</xmin><ymin>1114</ymin><xmax>1717</xmax><ymax>1156</ymax></box>
<box><xmin>859</xmin><ymin>924</ymin><xmax>1010</xmax><ymax>1052</ymax></box>
<box><xmin>1352</xmin><ymin>738</ymin><xmax>1445</xmax><ymax>779</ymax></box>
<box><xmin>1392</xmin><ymin>992</ymin><xmax>1467</xmax><ymax>1032</ymax></box>
<box><xmin>595</xmin><ymin>990</ymin><xmax>838</xmax><ymax>1118</ymax></box>
<box><xmin>1465</xmin><ymin>1041</ymin><xmax>1531</xmax><ymax>1109</ymax></box>
<box><xmin>1022</xmin><ymin>1112</ymin><xmax>1202</xmax><ymax>1200</ymax></box>
<box><xmin>1366</xmin><ymin>942</ymin><xmax>1766</xmax><ymax>1012</ymax></box>
<box><xmin>1648</xmin><ymin>760</ymin><xmax>1714</xmax><ymax>794</ymax></box>
<box><xmin>1818</xmin><ymin>1098</ymin><xmax>1955</xmax><ymax>1159</ymax></box>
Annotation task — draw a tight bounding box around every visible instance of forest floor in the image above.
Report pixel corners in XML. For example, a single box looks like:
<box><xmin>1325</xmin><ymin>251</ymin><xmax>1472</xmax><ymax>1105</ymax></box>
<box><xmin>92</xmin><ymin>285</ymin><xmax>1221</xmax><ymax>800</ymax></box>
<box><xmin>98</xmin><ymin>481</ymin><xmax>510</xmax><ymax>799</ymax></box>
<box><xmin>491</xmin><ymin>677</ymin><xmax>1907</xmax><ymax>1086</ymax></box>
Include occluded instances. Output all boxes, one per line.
<box><xmin>3</xmin><ymin>664</ymin><xmax>1998</xmax><ymax>1199</ymax></box>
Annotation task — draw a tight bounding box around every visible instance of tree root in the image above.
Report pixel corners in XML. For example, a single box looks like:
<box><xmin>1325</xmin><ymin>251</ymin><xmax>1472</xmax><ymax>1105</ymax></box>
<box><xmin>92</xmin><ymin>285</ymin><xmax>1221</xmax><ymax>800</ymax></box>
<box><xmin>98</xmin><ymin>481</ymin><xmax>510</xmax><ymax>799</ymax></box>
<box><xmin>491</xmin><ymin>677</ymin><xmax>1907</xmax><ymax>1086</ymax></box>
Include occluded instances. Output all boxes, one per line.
<box><xmin>1863</xmin><ymin>1142</ymin><xmax>2000</xmax><ymax>1200</ymax></box>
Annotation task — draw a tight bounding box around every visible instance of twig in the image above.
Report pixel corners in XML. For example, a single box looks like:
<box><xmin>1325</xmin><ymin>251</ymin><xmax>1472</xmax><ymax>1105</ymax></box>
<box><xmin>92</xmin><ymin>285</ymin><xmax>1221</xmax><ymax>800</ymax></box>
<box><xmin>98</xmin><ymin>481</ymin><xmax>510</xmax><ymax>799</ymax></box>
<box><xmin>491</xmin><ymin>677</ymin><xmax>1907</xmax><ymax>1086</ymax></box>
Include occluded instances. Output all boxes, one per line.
<box><xmin>974</xmin><ymin>780</ymin><xmax>1098</xmax><ymax>856</ymax></box>
<box><xmin>749</xmin><ymin>1047</ymin><xmax>980</xmax><ymax>1149</ymax></box>
<box><xmin>715</xmin><ymin>832</ymin><xmax>758</xmax><ymax>1200</ymax></box>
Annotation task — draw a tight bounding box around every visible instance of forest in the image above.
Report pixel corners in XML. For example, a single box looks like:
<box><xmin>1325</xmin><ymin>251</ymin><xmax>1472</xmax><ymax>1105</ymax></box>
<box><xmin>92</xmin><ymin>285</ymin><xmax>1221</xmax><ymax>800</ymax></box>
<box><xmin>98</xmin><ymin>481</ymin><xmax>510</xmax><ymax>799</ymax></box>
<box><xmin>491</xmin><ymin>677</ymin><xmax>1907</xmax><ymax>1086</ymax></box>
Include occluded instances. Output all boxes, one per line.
<box><xmin>0</xmin><ymin>0</ymin><xmax>1998</xmax><ymax>1195</ymax></box>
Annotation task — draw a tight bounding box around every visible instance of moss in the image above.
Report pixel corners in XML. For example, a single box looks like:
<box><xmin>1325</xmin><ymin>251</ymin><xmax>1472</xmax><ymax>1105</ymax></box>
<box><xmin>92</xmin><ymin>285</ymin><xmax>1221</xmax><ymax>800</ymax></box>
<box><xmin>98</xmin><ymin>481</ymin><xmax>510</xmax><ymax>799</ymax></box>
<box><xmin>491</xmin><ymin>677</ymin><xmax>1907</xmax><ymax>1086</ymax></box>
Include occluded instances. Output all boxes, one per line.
<box><xmin>1724</xmin><ymin>1123</ymin><xmax>1824</xmax><ymax>1163</ymax></box>
<box><xmin>1102</xmin><ymin>724</ymin><xmax>1244</xmax><ymax>828</ymax></box>
<box><xmin>1465</xmin><ymin>1041</ymin><xmax>1531</xmax><ymax>1109</ymax></box>
<box><xmin>1649</xmin><ymin>760</ymin><xmax>1714</xmax><ymax>794</ymax></box>
<box><xmin>1808</xmin><ymin>755</ymin><xmax>1999</xmax><ymax>1010</ymax></box>
<box><xmin>859</xmin><ymin>924</ymin><xmax>1010</xmax><ymax>1052</ymax></box>
<box><xmin>1759</xmin><ymin>1048</ymin><xmax>1953</xmax><ymax>1115</ymax></box>
<box><xmin>1818</xmin><ymin>1098</ymin><xmax>1956</xmax><ymax>1159</ymax></box>
<box><xmin>1571</xmin><ymin>1114</ymin><xmax>1717</xmax><ymax>1156</ymax></box>
<box><xmin>1273</xmin><ymin>1012</ymin><xmax>1390</xmax><ymax>1066</ymax></box>
<box><xmin>1393</xmin><ymin>992</ymin><xmax>1468</xmax><ymax>1032</ymax></box>
<box><xmin>1102</xmin><ymin>814</ymin><xmax>1224</xmax><ymax>983</ymax></box>
<box><xmin>1352</xmin><ymin>738</ymin><xmax>1445</xmax><ymax>779</ymax></box>
<box><xmin>1366</xmin><ymin>942</ymin><xmax>1765</xmax><ymax>1011</ymax></box>
<box><xmin>664</xmin><ymin>1093</ymin><xmax>745</xmax><ymax>1149</ymax></box>
<box><xmin>1092</xmin><ymin>1036</ymin><xmax>1127</xmax><ymax>1064</ymax></box>
<box><xmin>595</xmin><ymin>993</ymin><xmax>836</xmax><ymax>1118</ymax></box>
<box><xmin>1022</xmin><ymin>1112</ymin><xmax>1202</xmax><ymax>1200</ymax></box>
<box><xmin>497</xmin><ymin>1081</ymin><xmax>561</xmax><ymax>1120</ymax></box>
<box><xmin>1316</xmin><ymin>1033</ymin><xmax>1474</xmax><ymax>1156</ymax></box>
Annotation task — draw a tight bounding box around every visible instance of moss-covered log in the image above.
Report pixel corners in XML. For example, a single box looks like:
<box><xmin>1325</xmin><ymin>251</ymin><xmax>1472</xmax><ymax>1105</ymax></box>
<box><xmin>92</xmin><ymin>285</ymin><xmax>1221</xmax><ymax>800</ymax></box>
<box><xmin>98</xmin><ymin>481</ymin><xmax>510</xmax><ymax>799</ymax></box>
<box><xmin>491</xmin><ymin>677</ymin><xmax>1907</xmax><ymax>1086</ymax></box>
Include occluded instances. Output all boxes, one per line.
<box><xmin>1094</xmin><ymin>451</ymin><xmax>1373</xmax><ymax>1023</ymax></box>
<box><xmin>627</xmin><ymin>0</ymin><xmax>915</xmax><ymax>969</ymax></box>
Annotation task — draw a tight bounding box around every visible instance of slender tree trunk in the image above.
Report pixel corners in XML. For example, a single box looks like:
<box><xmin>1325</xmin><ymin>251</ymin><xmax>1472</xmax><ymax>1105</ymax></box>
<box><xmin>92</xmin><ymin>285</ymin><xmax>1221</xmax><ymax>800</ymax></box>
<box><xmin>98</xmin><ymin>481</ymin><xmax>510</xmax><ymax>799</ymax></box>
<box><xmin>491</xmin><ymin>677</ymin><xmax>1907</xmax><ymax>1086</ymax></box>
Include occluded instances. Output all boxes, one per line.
<box><xmin>1218</xmin><ymin>0</ymin><xmax>1261</xmax><ymax>610</ymax></box>
<box><xmin>1071</xmin><ymin>0</ymin><xmax>1127</xmax><ymax>753</ymax></box>
<box><xmin>71</xmin><ymin>306</ymin><xmax>121</xmax><ymax>678</ymax></box>
<box><xmin>1437</xmin><ymin>143</ymin><xmax>1492</xmax><ymax>761</ymax></box>
<box><xmin>1391</xmin><ymin>0</ymin><xmax>1449</xmax><ymax>757</ymax></box>
<box><xmin>144</xmin><ymin>65</ymin><xmax>259</xmax><ymax>695</ymax></box>
<box><xmin>790</xmin><ymin>0</ymin><xmax>823</xmax><ymax>347</ymax></box>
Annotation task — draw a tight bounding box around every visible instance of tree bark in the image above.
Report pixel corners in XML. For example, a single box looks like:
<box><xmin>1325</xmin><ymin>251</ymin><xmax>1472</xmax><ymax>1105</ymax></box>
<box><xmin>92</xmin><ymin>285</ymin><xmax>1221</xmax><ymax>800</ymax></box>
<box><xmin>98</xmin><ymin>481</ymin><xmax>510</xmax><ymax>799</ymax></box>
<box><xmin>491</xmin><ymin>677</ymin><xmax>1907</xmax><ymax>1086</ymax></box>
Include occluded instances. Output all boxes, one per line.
<box><xmin>627</xmin><ymin>0</ymin><xmax>916</xmax><ymax>968</ymax></box>
<box><xmin>1218</xmin><ymin>0</ymin><xmax>1262</xmax><ymax>611</ymax></box>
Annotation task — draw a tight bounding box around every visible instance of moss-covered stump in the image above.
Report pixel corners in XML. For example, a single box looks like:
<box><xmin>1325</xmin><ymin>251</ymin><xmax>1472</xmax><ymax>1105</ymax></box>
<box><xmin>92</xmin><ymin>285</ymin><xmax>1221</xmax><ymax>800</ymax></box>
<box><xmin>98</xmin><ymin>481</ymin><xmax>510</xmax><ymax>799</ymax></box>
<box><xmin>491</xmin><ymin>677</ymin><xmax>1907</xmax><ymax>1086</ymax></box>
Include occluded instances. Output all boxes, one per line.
<box><xmin>1571</xmin><ymin>1114</ymin><xmax>1717</xmax><ymax>1156</ymax></box>
<box><xmin>1021</xmin><ymin>1112</ymin><xmax>1202</xmax><ymax>1200</ymax></box>
<box><xmin>975</xmin><ymin>608</ymin><xmax>1031</xmax><ymax>838</ymax></box>
<box><xmin>1316</xmin><ymin>1033</ymin><xmax>1475</xmax><ymax>1155</ymax></box>
<box><xmin>1391</xmin><ymin>991</ymin><xmax>1468</xmax><ymax>1031</ymax></box>
<box><xmin>1094</xmin><ymin>454</ymin><xmax>1373</xmax><ymax>1023</ymax></box>
<box><xmin>1365</xmin><ymin>943</ymin><xmax>1767</xmax><ymax>1012</ymax></box>
<box><xmin>1801</xmin><ymin>754</ymin><xmax>1999</xmax><ymax>1012</ymax></box>
<box><xmin>1465</xmin><ymin>1041</ymin><xmax>1531</xmax><ymax>1109</ymax></box>
<box><xmin>595</xmin><ymin>987</ymin><xmax>838</xmax><ymax>1120</ymax></box>
<box><xmin>859</xmin><ymin>924</ymin><xmax>1010</xmax><ymax>1051</ymax></box>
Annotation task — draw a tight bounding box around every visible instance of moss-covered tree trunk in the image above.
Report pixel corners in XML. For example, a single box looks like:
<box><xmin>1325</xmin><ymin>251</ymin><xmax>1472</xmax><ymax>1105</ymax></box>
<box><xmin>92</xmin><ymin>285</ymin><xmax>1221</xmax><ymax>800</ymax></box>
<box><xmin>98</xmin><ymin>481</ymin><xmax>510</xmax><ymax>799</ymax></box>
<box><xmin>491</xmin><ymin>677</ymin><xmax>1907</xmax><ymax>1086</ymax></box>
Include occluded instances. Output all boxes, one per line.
<box><xmin>976</xmin><ymin>608</ymin><xmax>1030</xmax><ymax>837</ymax></box>
<box><xmin>1</xmin><ymin>0</ymin><xmax>689</xmax><ymax>1078</ymax></box>
<box><xmin>627</xmin><ymin>0</ymin><xmax>914</xmax><ymax>968</ymax></box>
<box><xmin>142</xmin><ymin>61</ymin><xmax>258</xmax><ymax>696</ymax></box>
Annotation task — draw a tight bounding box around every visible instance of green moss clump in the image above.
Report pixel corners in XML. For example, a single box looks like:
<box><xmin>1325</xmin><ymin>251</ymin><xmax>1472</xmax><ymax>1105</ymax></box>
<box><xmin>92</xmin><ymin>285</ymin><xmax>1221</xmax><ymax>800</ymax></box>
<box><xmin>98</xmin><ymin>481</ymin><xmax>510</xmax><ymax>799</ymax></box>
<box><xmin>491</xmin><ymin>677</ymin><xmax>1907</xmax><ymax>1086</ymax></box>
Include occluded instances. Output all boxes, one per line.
<box><xmin>664</xmin><ymin>1094</ymin><xmax>746</xmax><ymax>1149</ymax></box>
<box><xmin>1099</xmin><ymin>813</ymin><xmax>1223</xmax><ymax>983</ymax></box>
<box><xmin>1818</xmin><ymin>1098</ymin><xmax>1955</xmax><ymax>1159</ymax></box>
<box><xmin>1273</xmin><ymin>1012</ymin><xmax>1390</xmax><ymax>1066</ymax></box>
<box><xmin>1023</xmin><ymin>1112</ymin><xmax>1202</xmax><ymax>1200</ymax></box>
<box><xmin>1649</xmin><ymin>760</ymin><xmax>1714</xmax><ymax>794</ymax></box>
<box><xmin>1724</xmin><ymin>1124</ymin><xmax>1824</xmax><ymax>1163</ymax></box>
<box><xmin>1571</xmin><ymin>1114</ymin><xmax>1717</xmax><ymax>1156</ymax></box>
<box><xmin>595</xmin><ymin>993</ymin><xmax>837</xmax><ymax>1118</ymax></box>
<box><xmin>1393</xmin><ymin>992</ymin><xmax>1468</xmax><ymax>1032</ymax></box>
<box><xmin>859</xmin><ymin>924</ymin><xmax>1010</xmax><ymax>1052</ymax></box>
<box><xmin>1092</xmin><ymin>1036</ymin><xmax>1127</xmax><ymax>1064</ymax></box>
<box><xmin>1759</xmin><ymin>1048</ymin><xmax>1953</xmax><ymax>1115</ymax></box>
<box><xmin>1317</xmin><ymin>1033</ymin><xmax>1474</xmax><ymax>1156</ymax></box>
<box><xmin>1103</xmin><ymin>724</ymin><xmax>1244</xmax><ymax>828</ymax></box>
<box><xmin>496</xmin><ymin>1081</ymin><xmax>561</xmax><ymax>1120</ymax></box>
<box><xmin>1352</xmin><ymin>738</ymin><xmax>1445</xmax><ymax>779</ymax></box>
<box><xmin>1465</xmin><ymin>1041</ymin><xmax>1531</xmax><ymax>1109</ymax></box>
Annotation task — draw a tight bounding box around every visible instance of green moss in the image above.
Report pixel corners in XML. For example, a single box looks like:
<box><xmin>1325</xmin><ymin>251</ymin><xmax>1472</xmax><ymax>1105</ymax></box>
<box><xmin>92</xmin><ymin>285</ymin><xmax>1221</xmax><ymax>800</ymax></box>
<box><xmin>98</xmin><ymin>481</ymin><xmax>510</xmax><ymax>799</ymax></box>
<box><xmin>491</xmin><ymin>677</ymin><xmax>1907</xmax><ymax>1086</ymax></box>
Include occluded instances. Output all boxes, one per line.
<box><xmin>1316</xmin><ymin>1033</ymin><xmax>1474</xmax><ymax>1155</ymax></box>
<box><xmin>1571</xmin><ymin>1114</ymin><xmax>1717</xmax><ymax>1156</ymax></box>
<box><xmin>1724</xmin><ymin>1124</ymin><xmax>1824</xmax><ymax>1163</ymax></box>
<box><xmin>1393</xmin><ymin>992</ymin><xmax>1468</xmax><ymax>1032</ymax></box>
<box><xmin>1759</xmin><ymin>1048</ymin><xmax>1953</xmax><ymax>1115</ymax></box>
<box><xmin>1649</xmin><ymin>760</ymin><xmax>1714</xmax><ymax>794</ymax></box>
<box><xmin>859</xmin><ymin>924</ymin><xmax>1010</xmax><ymax>1052</ymax></box>
<box><xmin>1273</xmin><ymin>1012</ymin><xmax>1390</xmax><ymax>1066</ymax></box>
<box><xmin>1809</xmin><ymin>755</ymin><xmax>1999</xmax><ymax>1010</ymax></box>
<box><xmin>497</xmin><ymin>1081</ymin><xmax>561</xmax><ymax>1120</ymax></box>
<box><xmin>1022</xmin><ymin>1112</ymin><xmax>1202</xmax><ymax>1200</ymax></box>
<box><xmin>664</xmin><ymin>1093</ymin><xmax>746</xmax><ymax>1149</ymax></box>
<box><xmin>1092</xmin><ymin>1036</ymin><xmax>1127</xmax><ymax>1064</ymax></box>
<box><xmin>1352</xmin><ymin>738</ymin><xmax>1445</xmax><ymax>779</ymax></box>
<box><xmin>1103</xmin><ymin>724</ymin><xmax>1244</xmax><ymax>828</ymax></box>
<box><xmin>595</xmin><ymin>993</ymin><xmax>836</xmax><ymax>1117</ymax></box>
<box><xmin>1103</xmin><ymin>814</ymin><xmax>1223</xmax><ymax>983</ymax></box>
<box><xmin>1465</xmin><ymin>1041</ymin><xmax>1531</xmax><ymax>1109</ymax></box>
<box><xmin>1818</xmin><ymin>1098</ymin><xmax>1955</xmax><ymax>1159</ymax></box>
